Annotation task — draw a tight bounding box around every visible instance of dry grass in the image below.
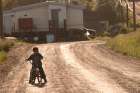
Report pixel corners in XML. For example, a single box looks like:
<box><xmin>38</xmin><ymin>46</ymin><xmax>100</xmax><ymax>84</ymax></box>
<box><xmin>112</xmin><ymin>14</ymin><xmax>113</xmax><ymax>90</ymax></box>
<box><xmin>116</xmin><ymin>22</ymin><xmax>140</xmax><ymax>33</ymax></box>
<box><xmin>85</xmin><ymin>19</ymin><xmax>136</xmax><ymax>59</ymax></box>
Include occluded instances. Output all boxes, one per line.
<box><xmin>94</xmin><ymin>36</ymin><xmax>111</xmax><ymax>42</ymax></box>
<box><xmin>0</xmin><ymin>39</ymin><xmax>14</xmax><ymax>52</ymax></box>
<box><xmin>0</xmin><ymin>39</ymin><xmax>15</xmax><ymax>64</ymax></box>
<box><xmin>107</xmin><ymin>31</ymin><xmax>140</xmax><ymax>58</ymax></box>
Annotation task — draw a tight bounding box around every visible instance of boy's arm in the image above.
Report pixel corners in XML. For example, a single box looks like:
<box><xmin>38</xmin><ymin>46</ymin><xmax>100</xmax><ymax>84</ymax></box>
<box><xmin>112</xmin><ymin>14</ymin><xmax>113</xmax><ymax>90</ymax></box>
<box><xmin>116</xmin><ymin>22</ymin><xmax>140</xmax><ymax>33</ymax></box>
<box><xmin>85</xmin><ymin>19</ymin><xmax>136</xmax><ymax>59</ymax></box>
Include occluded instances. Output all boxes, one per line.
<box><xmin>40</xmin><ymin>54</ymin><xmax>43</xmax><ymax>60</ymax></box>
<box><xmin>26</xmin><ymin>55</ymin><xmax>33</xmax><ymax>61</ymax></box>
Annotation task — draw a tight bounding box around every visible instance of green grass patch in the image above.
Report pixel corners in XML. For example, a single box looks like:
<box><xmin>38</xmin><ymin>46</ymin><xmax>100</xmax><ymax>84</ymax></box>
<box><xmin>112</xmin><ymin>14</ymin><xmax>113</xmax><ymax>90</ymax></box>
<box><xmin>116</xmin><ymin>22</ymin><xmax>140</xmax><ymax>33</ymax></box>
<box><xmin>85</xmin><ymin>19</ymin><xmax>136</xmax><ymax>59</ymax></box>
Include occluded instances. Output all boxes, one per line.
<box><xmin>0</xmin><ymin>51</ymin><xmax>7</xmax><ymax>64</ymax></box>
<box><xmin>107</xmin><ymin>31</ymin><xmax>140</xmax><ymax>58</ymax></box>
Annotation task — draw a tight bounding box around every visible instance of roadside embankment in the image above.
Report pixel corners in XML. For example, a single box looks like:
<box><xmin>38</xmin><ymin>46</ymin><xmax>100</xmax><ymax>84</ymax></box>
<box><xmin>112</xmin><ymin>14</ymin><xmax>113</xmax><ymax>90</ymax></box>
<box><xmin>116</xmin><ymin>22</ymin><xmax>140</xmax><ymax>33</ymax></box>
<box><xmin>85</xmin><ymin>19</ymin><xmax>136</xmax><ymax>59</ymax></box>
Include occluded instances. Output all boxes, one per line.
<box><xmin>107</xmin><ymin>31</ymin><xmax>140</xmax><ymax>58</ymax></box>
<box><xmin>0</xmin><ymin>38</ymin><xmax>32</xmax><ymax>84</ymax></box>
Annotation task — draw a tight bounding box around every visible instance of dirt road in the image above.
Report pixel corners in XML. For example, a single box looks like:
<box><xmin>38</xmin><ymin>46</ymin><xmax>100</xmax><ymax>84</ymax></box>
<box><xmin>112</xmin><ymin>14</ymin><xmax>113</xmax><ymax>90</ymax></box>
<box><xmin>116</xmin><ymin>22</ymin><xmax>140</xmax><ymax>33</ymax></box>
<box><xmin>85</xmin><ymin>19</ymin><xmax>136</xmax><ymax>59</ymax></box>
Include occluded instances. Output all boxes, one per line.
<box><xmin>0</xmin><ymin>41</ymin><xmax>140</xmax><ymax>93</ymax></box>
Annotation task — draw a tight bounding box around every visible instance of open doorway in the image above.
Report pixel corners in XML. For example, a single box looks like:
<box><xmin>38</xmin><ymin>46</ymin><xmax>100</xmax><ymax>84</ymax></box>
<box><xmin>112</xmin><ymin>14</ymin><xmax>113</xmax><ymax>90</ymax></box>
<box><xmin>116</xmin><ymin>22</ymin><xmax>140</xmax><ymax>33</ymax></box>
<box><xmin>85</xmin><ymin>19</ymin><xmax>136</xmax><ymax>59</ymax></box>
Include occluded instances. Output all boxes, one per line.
<box><xmin>51</xmin><ymin>9</ymin><xmax>60</xmax><ymax>30</ymax></box>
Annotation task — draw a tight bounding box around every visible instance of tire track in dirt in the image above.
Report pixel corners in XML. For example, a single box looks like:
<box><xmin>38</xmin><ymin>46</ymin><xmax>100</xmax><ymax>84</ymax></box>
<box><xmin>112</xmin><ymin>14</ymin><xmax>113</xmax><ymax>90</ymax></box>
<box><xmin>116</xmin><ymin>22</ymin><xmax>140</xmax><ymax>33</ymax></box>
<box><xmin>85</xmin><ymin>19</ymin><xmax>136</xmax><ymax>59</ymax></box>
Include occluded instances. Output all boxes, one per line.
<box><xmin>72</xmin><ymin>42</ymin><xmax>140</xmax><ymax>93</ymax></box>
<box><xmin>39</xmin><ymin>44</ymin><xmax>98</xmax><ymax>93</ymax></box>
<box><xmin>60</xmin><ymin>44</ymin><xmax>127</xmax><ymax>93</ymax></box>
<box><xmin>1</xmin><ymin>41</ymin><xmax>140</xmax><ymax>93</ymax></box>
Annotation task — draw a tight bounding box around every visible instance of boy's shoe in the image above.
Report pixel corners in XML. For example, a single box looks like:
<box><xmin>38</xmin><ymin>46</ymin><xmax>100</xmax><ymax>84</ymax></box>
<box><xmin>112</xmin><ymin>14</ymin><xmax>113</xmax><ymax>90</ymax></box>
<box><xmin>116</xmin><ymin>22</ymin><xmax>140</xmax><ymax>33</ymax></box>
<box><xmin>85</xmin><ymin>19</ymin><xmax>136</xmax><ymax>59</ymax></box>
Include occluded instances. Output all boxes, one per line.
<box><xmin>29</xmin><ymin>81</ymin><xmax>35</xmax><ymax>85</ymax></box>
<box><xmin>44</xmin><ymin>78</ymin><xmax>47</xmax><ymax>83</ymax></box>
<box><xmin>29</xmin><ymin>82</ymin><xmax>35</xmax><ymax>85</ymax></box>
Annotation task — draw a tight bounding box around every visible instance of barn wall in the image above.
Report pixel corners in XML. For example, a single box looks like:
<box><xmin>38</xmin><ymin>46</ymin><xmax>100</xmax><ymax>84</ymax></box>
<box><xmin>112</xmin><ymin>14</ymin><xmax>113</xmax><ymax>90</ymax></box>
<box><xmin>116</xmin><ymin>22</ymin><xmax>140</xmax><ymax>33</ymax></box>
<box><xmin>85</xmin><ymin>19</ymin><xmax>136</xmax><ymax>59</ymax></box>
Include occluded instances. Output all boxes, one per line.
<box><xmin>48</xmin><ymin>5</ymin><xmax>67</xmax><ymax>28</ymax></box>
<box><xmin>15</xmin><ymin>6</ymin><xmax>49</xmax><ymax>32</ymax></box>
<box><xmin>3</xmin><ymin>3</ymin><xmax>84</xmax><ymax>35</ymax></box>
<box><xmin>67</xmin><ymin>7</ymin><xmax>84</xmax><ymax>29</ymax></box>
<box><xmin>3</xmin><ymin>13</ymin><xmax>15</xmax><ymax>34</ymax></box>
<box><xmin>4</xmin><ymin>6</ymin><xmax>49</xmax><ymax>34</ymax></box>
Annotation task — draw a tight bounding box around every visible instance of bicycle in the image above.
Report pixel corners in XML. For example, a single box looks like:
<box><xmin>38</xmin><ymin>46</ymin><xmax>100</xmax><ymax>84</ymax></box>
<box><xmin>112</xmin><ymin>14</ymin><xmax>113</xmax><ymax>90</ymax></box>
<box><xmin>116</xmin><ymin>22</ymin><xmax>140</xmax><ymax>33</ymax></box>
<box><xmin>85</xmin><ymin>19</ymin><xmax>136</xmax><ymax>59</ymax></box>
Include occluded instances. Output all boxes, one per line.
<box><xmin>26</xmin><ymin>60</ymin><xmax>43</xmax><ymax>86</ymax></box>
<box><xmin>32</xmin><ymin>67</ymin><xmax>42</xmax><ymax>85</ymax></box>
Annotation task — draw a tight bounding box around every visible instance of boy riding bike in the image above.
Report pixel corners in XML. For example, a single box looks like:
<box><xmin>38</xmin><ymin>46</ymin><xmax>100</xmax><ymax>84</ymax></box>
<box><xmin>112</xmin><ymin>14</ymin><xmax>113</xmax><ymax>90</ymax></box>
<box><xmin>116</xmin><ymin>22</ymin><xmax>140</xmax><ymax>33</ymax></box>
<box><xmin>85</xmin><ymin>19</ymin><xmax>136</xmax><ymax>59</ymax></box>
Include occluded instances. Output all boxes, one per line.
<box><xmin>26</xmin><ymin>47</ymin><xmax>47</xmax><ymax>85</ymax></box>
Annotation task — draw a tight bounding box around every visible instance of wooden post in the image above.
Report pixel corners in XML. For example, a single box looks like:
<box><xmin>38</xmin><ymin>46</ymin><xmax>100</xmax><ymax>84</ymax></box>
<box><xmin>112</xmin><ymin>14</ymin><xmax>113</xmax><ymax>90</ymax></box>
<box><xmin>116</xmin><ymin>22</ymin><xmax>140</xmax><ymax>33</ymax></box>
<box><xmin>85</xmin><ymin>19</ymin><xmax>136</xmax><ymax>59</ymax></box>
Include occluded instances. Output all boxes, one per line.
<box><xmin>133</xmin><ymin>0</ymin><xmax>136</xmax><ymax>31</ymax></box>
<box><xmin>49</xmin><ymin>20</ymin><xmax>54</xmax><ymax>32</ymax></box>
<box><xmin>49</xmin><ymin>20</ymin><xmax>51</xmax><ymax>32</ymax></box>
<box><xmin>0</xmin><ymin>0</ymin><xmax>3</xmax><ymax>38</ymax></box>
<box><xmin>120</xmin><ymin>0</ymin><xmax>124</xmax><ymax>22</ymax></box>
<box><xmin>64</xmin><ymin>19</ymin><xmax>67</xmax><ymax>41</ymax></box>
<box><xmin>64</xmin><ymin>19</ymin><xmax>67</xmax><ymax>31</ymax></box>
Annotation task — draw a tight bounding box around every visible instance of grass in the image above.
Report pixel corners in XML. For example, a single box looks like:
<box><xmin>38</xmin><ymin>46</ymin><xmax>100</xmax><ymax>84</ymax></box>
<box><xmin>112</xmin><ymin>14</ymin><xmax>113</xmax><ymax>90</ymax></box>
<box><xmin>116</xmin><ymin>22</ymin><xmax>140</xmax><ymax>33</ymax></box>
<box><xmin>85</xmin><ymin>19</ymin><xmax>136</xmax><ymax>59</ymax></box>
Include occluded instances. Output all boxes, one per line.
<box><xmin>94</xmin><ymin>36</ymin><xmax>111</xmax><ymax>42</ymax></box>
<box><xmin>0</xmin><ymin>39</ymin><xmax>15</xmax><ymax>64</ymax></box>
<box><xmin>107</xmin><ymin>30</ymin><xmax>140</xmax><ymax>58</ymax></box>
<box><xmin>0</xmin><ymin>38</ymin><xmax>28</xmax><ymax>64</ymax></box>
<box><xmin>0</xmin><ymin>40</ymin><xmax>14</xmax><ymax>52</ymax></box>
<box><xmin>0</xmin><ymin>51</ymin><xmax>7</xmax><ymax>64</ymax></box>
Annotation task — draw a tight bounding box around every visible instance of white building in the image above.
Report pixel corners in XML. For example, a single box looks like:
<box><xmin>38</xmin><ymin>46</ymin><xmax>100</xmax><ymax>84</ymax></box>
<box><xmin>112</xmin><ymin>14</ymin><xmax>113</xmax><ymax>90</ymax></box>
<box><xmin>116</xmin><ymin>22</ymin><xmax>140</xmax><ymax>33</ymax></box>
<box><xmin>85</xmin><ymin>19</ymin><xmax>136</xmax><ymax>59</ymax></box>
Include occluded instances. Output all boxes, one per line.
<box><xmin>3</xmin><ymin>1</ymin><xmax>84</xmax><ymax>42</ymax></box>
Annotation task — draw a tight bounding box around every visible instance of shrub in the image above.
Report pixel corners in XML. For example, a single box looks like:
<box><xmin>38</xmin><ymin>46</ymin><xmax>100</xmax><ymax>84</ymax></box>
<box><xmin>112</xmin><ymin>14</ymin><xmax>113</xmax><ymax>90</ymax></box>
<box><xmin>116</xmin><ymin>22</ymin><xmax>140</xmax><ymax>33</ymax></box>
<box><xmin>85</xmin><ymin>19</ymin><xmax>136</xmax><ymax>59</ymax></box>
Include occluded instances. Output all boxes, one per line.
<box><xmin>109</xmin><ymin>23</ymin><xmax>132</xmax><ymax>37</ymax></box>
<box><xmin>101</xmin><ymin>31</ymin><xmax>110</xmax><ymax>37</ymax></box>
<box><xmin>0</xmin><ymin>39</ymin><xmax>14</xmax><ymax>52</ymax></box>
<box><xmin>120</xmin><ymin>27</ymin><xmax>128</xmax><ymax>34</ymax></box>
<box><xmin>0</xmin><ymin>39</ymin><xmax>15</xmax><ymax>63</ymax></box>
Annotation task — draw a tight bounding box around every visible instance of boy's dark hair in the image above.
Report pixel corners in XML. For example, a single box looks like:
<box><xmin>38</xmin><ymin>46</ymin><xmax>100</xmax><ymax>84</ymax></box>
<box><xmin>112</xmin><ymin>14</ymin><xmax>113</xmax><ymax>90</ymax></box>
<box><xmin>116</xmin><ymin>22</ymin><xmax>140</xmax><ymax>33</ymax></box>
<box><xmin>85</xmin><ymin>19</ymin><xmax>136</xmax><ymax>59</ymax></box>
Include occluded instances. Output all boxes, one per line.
<box><xmin>33</xmin><ymin>47</ymin><xmax>39</xmax><ymax>52</ymax></box>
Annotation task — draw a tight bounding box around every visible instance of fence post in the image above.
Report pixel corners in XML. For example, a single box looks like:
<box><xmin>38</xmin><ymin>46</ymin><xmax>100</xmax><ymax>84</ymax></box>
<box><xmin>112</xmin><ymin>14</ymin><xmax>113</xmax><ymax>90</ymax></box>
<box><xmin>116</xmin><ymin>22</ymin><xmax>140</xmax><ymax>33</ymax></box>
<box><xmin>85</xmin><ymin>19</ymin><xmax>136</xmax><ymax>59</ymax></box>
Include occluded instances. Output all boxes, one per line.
<box><xmin>64</xmin><ymin>19</ymin><xmax>68</xmax><ymax>41</ymax></box>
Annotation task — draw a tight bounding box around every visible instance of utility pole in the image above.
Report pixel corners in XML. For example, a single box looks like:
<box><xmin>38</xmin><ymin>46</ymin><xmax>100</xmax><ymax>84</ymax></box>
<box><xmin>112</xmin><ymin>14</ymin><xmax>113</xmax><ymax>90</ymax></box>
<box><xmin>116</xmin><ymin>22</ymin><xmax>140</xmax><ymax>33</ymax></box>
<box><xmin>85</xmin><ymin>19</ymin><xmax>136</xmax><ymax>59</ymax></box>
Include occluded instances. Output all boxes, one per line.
<box><xmin>133</xmin><ymin>0</ymin><xmax>136</xmax><ymax>31</ymax></box>
<box><xmin>64</xmin><ymin>0</ymin><xmax>70</xmax><ymax>41</ymax></box>
<box><xmin>126</xmin><ymin>3</ymin><xmax>129</xmax><ymax>27</ymax></box>
<box><xmin>0</xmin><ymin>0</ymin><xmax>3</xmax><ymax>38</ymax></box>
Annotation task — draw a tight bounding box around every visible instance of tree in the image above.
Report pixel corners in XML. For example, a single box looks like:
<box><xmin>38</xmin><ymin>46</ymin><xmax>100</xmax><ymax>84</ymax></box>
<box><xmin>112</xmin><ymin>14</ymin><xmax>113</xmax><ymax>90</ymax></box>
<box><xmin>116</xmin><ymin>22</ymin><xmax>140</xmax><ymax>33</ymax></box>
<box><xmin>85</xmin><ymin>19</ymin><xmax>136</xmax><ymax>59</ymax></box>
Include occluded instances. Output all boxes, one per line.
<box><xmin>96</xmin><ymin>0</ymin><xmax>127</xmax><ymax>24</ymax></box>
<box><xmin>79</xmin><ymin>0</ymin><xmax>97</xmax><ymax>10</ymax></box>
<box><xmin>132</xmin><ymin>0</ymin><xmax>136</xmax><ymax>31</ymax></box>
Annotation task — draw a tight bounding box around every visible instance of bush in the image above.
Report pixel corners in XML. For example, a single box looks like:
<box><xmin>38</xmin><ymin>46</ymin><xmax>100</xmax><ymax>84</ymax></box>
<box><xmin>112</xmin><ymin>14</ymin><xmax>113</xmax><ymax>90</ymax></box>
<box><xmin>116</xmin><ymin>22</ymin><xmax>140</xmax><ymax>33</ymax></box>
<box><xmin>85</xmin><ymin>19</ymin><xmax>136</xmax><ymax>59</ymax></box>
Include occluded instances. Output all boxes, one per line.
<box><xmin>0</xmin><ymin>39</ymin><xmax>15</xmax><ymax>63</ymax></box>
<box><xmin>0</xmin><ymin>39</ymin><xmax>14</xmax><ymax>52</ymax></box>
<box><xmin>100</xmin><ymin>31</ymin><xmax>110</xmax><ymax>37</ymax></box>
<box><xmin>109</xmin><ymin>23</ymin><xmax>132</xmax><ymax>37</ymax></box>
<box><xmin>109</xmin><ymin>24</ymin><xmax>123</xmax><ymax>37</ymax></box>
<box><xmin>120</xmin><ymin>27</ymin><xmax>128</xmax><ymax>34</ymax></box>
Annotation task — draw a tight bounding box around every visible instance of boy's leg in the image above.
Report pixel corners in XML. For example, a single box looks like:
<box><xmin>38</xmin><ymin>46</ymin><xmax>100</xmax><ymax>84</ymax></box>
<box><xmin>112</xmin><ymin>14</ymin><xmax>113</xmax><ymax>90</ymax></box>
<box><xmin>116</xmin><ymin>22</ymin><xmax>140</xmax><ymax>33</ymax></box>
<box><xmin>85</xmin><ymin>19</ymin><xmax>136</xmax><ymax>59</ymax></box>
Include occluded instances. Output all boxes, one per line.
<box><xmin>39</xmin><ymin>67</ymin><xmax>47</xmax><ymax>83</ymax></box>
<box><xmin>29</xmin><ymin>68</ymin><xmax>35</xmax><ymax>84</ymax></box>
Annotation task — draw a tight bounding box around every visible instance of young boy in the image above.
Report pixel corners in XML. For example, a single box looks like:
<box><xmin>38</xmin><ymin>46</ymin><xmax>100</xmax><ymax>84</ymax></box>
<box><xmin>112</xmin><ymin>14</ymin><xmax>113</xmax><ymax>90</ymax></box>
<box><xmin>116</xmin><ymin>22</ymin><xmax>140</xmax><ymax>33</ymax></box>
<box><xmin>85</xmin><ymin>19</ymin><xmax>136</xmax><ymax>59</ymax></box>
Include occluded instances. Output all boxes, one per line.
<box><xmin>26</xmin><ymin>47</ymin><xmax>47</xmax><ymax>84</ymax></box>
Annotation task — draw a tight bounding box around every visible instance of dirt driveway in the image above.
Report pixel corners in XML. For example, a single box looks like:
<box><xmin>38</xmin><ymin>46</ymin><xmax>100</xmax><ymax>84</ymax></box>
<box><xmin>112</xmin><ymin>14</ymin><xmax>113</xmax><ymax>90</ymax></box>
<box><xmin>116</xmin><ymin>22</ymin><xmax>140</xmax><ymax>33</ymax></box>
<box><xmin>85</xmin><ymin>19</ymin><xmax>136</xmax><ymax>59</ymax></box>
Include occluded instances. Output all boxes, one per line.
<box><xmin>0</xmin><ymin>41</ymin><xmax>140</xmax><ymax>93</ymax></box>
